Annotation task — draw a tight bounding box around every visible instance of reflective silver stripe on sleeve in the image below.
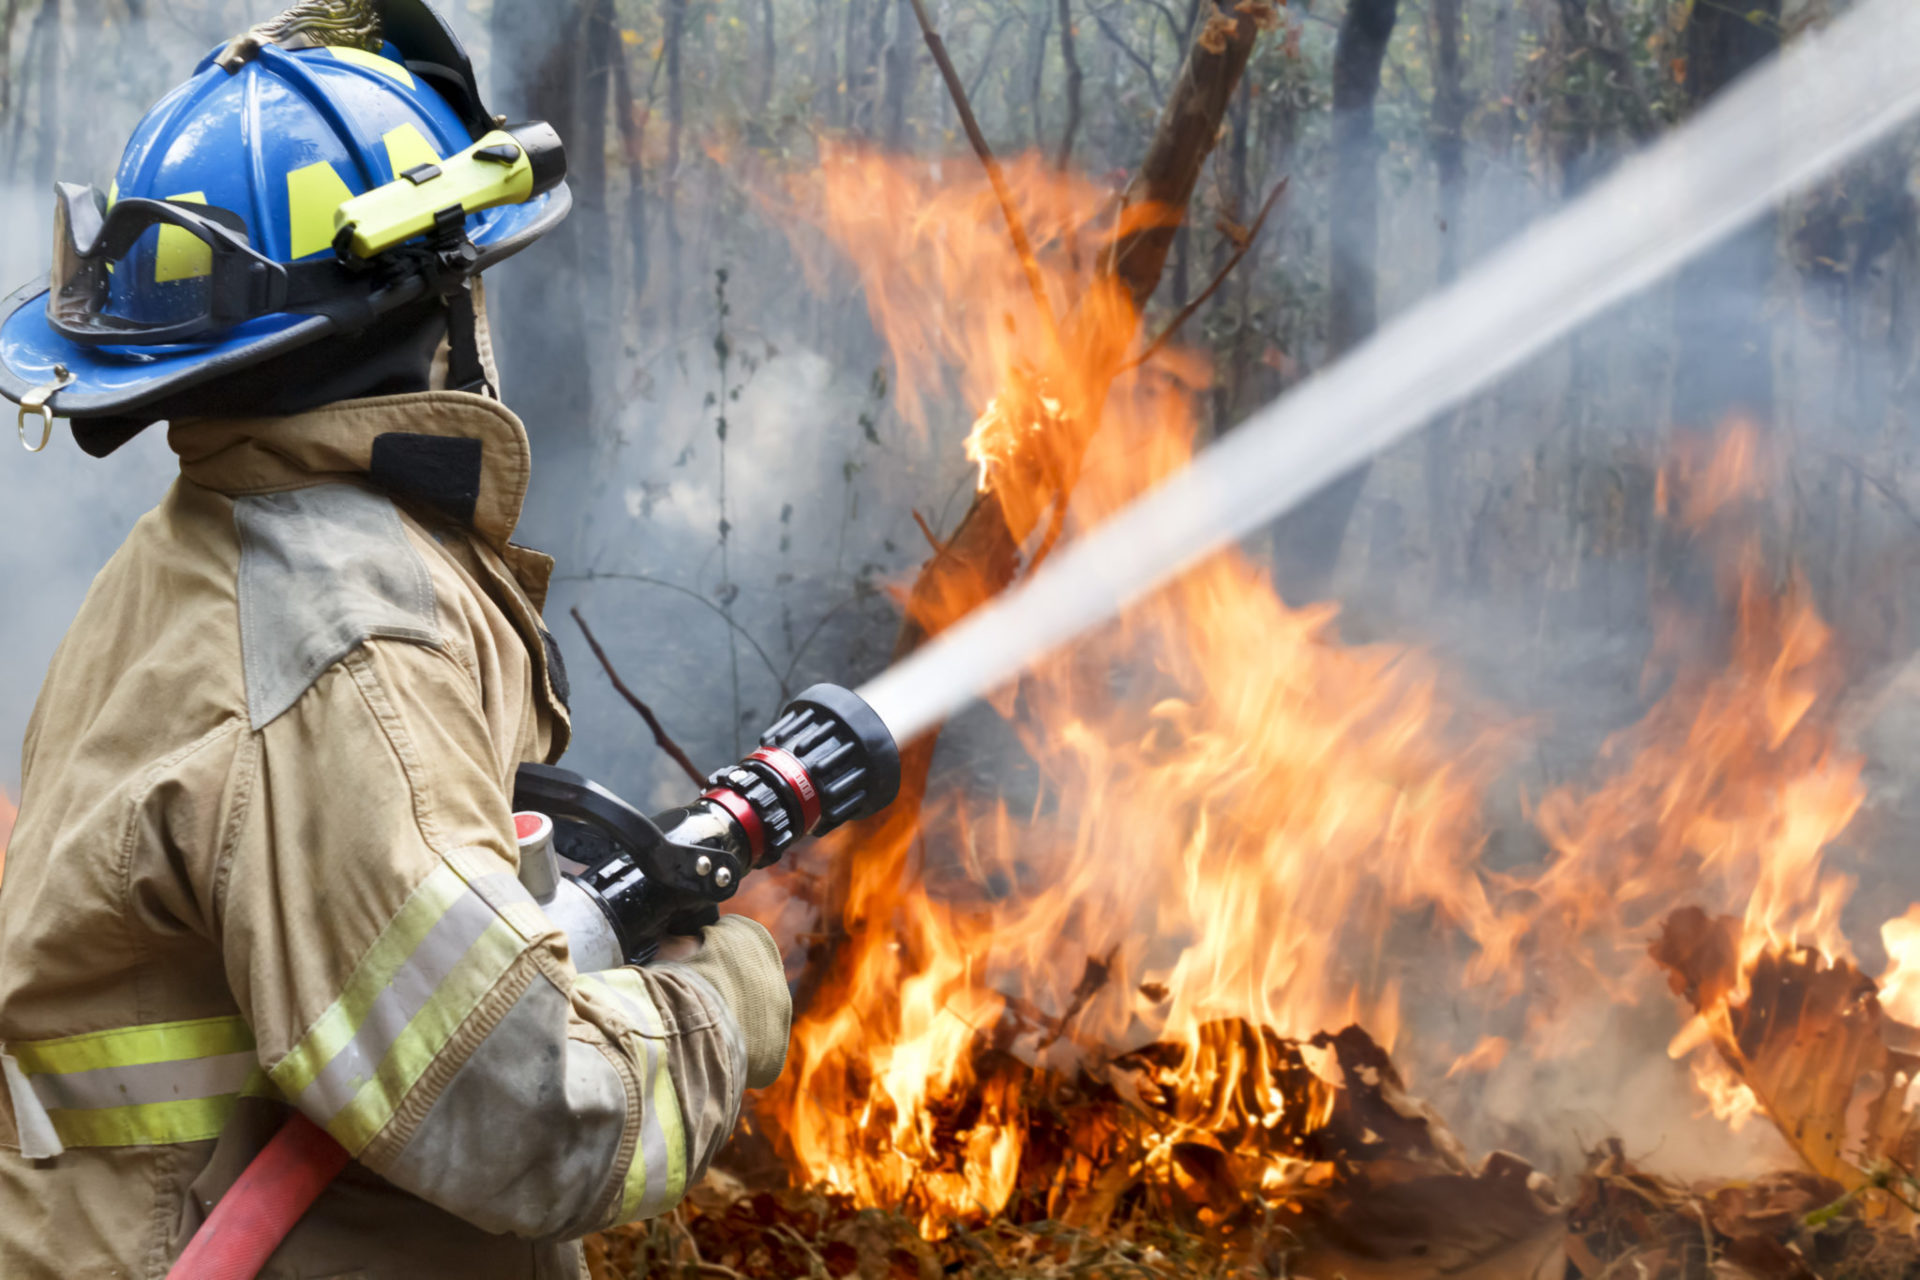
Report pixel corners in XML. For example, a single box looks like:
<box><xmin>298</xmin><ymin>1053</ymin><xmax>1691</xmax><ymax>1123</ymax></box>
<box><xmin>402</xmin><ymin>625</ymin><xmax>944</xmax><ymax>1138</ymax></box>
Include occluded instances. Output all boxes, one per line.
<box><xmin>300</xmin><ymin>887</ymin><xmax>501</xmax><ymax>1126</ymax></box>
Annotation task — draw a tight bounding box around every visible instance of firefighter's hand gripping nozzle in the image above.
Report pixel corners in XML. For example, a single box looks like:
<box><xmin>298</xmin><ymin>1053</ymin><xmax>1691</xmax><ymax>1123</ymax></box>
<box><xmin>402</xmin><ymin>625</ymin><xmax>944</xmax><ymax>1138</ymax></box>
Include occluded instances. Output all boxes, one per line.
<box><xmin>510</xmin><ymin>684</ymin><xmax>901</xmax><ymax>966</ymax></box>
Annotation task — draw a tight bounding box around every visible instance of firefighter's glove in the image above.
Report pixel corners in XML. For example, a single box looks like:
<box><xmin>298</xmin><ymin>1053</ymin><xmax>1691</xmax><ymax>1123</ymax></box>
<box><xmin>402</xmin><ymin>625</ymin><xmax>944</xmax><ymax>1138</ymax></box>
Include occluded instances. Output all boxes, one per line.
<box><xmin>671</xmin><ymin>915</ymin><xmax>791</xmax><ymax>1088</ymax></box>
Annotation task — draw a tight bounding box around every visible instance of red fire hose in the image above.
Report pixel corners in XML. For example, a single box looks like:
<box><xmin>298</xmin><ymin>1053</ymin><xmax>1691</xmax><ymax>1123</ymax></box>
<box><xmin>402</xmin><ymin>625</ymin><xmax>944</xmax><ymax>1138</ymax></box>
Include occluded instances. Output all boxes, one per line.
<box><xmin>165</xmin><ymin>1112</ymin><xmax>349</xmax><ymax>1280</ymax></box>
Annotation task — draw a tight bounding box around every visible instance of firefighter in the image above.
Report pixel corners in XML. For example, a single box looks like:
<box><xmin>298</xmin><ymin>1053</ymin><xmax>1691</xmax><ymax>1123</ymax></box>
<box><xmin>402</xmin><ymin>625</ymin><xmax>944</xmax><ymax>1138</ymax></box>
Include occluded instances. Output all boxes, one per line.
<box><xmin>0</xmin><ymin>2</ymin><xmax>792</xmax><ymax>1276</ymax></box>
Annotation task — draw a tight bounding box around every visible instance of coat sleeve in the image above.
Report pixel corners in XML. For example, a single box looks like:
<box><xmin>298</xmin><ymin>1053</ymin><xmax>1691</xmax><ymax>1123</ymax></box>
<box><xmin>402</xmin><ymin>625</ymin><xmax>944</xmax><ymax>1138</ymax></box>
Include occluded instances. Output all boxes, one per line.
<box><xmin>216</xmin><ymin>638</ymin><xmax>749</xmax><ymax>1239</ymax></box>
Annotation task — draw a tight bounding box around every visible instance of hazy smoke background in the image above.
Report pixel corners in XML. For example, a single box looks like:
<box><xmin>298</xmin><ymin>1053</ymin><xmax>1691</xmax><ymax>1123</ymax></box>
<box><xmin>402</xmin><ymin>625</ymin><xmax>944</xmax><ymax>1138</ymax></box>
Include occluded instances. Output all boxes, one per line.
<box><xmin>5</xmin><ymin>0</ymin><xmax>1920</xmax><ymax>1177</ymax></box>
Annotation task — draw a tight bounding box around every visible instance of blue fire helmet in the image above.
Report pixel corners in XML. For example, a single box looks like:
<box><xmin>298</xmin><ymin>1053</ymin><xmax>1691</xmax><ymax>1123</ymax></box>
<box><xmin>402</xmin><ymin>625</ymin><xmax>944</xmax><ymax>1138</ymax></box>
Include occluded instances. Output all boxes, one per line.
<box><xmin>0</xmin><ymin>0</ymin><xmax>569</xmax><ymax>433</ymax></box>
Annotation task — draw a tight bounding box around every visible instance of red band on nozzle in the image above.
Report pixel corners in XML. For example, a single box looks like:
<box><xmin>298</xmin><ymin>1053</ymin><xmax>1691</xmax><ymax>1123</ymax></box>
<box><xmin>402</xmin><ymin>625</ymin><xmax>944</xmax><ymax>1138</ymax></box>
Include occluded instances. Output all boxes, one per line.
<box><xmin>703</xmin><ymin>787</ymin><xmax>764</xmax><ymax>863</ymax></box>
<box><xmin>747</xmin><ymin>745</ymin><xmax>821</xmax><ymax>833</ymax></box>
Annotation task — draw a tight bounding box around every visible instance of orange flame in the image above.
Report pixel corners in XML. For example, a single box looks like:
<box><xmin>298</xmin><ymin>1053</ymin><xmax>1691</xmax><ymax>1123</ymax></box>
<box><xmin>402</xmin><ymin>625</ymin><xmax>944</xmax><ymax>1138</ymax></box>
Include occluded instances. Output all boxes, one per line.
<box><xmin>751</xmin><ymin>153</ymin><xmax>1879</xmax><ymax>1227</ymax></box>
<box><xmin>1688</xmin><ymin>1052</ymin><xmax>1761</xmax><ymax>1132</ymax></box>
<box><xmin>1878</xmin><ymin>905</ymin><xmax>1920</xmax><ymax>1026</ymax></box>
<box><xmin>1447</xmin><ymin>1036</ymin><xmax>1510</xmax><ymax>1079</ymax></box>
<box><xmin>754</xmin><ymin>149</ymin><xmax>1501</xmax><ymax>1229</ymax></box>
<box><xmin>1476</xmin><ymin>426</ymin><xmax>1864</xmax><ymax>1089</ymax></box>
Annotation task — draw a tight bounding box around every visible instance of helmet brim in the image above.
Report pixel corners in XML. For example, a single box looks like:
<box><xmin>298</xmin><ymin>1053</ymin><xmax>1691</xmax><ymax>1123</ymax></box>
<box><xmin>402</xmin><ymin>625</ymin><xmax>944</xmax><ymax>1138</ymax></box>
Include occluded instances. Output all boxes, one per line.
<box><xmin>0</xmin><ymin>182</ymin><xmax>570</xmax><ymax>419</ymax></box>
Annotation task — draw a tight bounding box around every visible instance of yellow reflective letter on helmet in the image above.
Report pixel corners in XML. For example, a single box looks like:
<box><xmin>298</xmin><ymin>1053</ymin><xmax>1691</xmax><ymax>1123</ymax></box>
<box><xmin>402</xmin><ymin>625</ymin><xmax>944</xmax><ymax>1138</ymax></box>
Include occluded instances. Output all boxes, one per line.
<box><xmin>155</xmin><ymin>192</ymin><xmax>211</xmax><ymax>283</ymax></box>
<box><xmin>287</xmin><ymin>162</ymin><xmax>356</xmax><ymax>260</ymax></box>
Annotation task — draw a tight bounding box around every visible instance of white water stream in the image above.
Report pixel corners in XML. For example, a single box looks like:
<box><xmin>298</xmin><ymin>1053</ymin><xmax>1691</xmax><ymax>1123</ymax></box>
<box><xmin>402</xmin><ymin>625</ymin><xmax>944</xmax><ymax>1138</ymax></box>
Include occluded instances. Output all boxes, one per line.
<box><xmin>858</xmin><ymin>0</ymin><xmax>1920</xmax><ymax>742</ymax></box>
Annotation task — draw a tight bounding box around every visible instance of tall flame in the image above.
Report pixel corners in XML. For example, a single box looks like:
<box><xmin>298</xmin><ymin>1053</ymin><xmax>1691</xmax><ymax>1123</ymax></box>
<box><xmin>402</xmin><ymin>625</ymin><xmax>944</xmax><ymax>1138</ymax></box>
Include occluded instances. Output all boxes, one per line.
<box><xmin>754</xmin><ymin>149</ymin><xmax>1501</xmax><ymax>1229</ymax></box>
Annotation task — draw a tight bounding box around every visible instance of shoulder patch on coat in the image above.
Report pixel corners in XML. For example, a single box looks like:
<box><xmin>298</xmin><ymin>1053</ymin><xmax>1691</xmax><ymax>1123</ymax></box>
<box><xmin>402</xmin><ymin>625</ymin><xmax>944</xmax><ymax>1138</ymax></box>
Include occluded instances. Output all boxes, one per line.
<box><xmin>236</xmin><ymin>484</ymin><xmax>442</xmax><ymax>730</ymax></box>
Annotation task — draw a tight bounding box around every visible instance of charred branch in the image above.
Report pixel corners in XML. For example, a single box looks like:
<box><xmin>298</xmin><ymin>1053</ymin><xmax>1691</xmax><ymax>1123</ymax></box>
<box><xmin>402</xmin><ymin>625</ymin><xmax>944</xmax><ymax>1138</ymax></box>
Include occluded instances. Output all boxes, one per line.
<box><xmin>1101</xmin><ymin>1</ymin><xmax>1266</xmax><ymax>314</ymax></box>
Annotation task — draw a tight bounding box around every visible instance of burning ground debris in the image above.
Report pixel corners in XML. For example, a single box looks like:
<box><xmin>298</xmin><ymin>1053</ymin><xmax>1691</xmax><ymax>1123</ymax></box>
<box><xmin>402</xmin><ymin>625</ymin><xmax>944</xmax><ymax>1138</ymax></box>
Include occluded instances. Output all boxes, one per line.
<box><xmin>584</xmin><ymin>1010</ymin><xmax>1920</xmax><ymax>1278</ymax></box>
<box><xmin>594</xmin><ymin>886</ymin><xmax>1920</xmax><ymax>1277</ymax></box>
<box><xmin>590</xmin><ymin>1023</ymin><xmax>1570</xmax><ymax>1280</ymax></box>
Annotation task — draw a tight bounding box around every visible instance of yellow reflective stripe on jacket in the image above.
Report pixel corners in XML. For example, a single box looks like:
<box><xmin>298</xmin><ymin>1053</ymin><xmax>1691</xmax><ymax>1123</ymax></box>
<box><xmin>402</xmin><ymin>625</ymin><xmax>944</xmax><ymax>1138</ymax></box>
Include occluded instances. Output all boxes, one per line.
<box><xmin>7</xmin><ymin>1015</ymin><xmax>269</xmax><ymax>1147</ymax></box>
<box><xmin>580</xmin><ymin>970</ymin><xmax>688</xmax><ymax>1221</ymax></box>
<box><xmin>10</xmin><ymin>1014</ymin><xmax>254</xmax><ymax>1075</ymax></box>
<box><xmin>269</xmin><ymin>859</ymin><xmax>531</xmax><ymax>1154</ymax></box>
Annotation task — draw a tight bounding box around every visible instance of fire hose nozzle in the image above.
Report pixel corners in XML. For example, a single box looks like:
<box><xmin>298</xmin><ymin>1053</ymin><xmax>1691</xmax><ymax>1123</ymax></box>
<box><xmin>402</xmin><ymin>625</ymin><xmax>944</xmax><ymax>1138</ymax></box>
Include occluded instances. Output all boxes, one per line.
<box><xmin>512</xmin><ymin>683</ymin><xmax>900</xmax><ymax>964</ymax></box>
<box><xmin>709</xmin><ymin>682</ymin><xmax>903</xmax><ymax>867</ymax></box>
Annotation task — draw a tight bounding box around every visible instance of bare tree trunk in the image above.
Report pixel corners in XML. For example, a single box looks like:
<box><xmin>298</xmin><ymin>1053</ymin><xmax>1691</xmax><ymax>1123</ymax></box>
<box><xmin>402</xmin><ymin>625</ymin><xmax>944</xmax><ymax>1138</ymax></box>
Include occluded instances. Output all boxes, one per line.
<box><xmin>854</xmin><ymin>0</ymin><xmax>890</xmax><ymax>134</ymax></box>
<box><xmin>487</xmin><ymin>0</ymin><xmax>609</xmax><ymax>551</ymax></box>
<box><xmin>1103</xmin><ymin>9</ymin><xmax>1262</xmax><ymax>310</ymax></box>
<box><xmin>30</xmin><ymin>0</ymin><xmax>61</xmax><ymax>192</ymax></box>
<box><xmin>753</xmin><ymin>0</ymin><xmax>776</xmax><ymax>117</ymax></box>
<box><xmin>1027</xmin><ymin>2</ymin><xmax>1052</xmax><ymax>152</ymax></box>
<box><xmin>812</xmin><ymin>0</ymin><xmax>835</xmax><ymax>124</ymax></box>
<box><xmin>664</xmin><ymin>0</ymin><xmax>687</xmax><ymax>331</ymax></box>
<box><xmin>1489</xmin><ymin>0</ymin><xmax>1518</xmax><ymax>169</ymax></box>
<box><xmin>1431</xmin><ymin>0</ymin><xmax>1466</xmax><ymax>285</ymax></box>
<box><xmin>1552</xmin><ymin>0</ymin><xmax>1593</xmax><ymax>194</ymax></box>
<box><xmin>1427</xmin><ymin>0</ymin><xmax>1467</xmax><ymax>596</ymax></box>
<box><xmin>1209</xmin><ymin>79</ymin><xmax>1251</xmax><ymax>435</ymax></box>
<box><xmin>1272</xmin><ymin>0</ymin><xmax>1398</xmax><ymax>603</ymax></box>
<box><xmin>0</xmin><ymin>0</ymin><xmax>22</xmax><ymax>135</ymax></box>
<box><xmin>1672</xmin><ymin>0</ymin><xmax>1780</xmax><ymax>431</ymax></box>
<box><xmin>1325</xmin><ymin>0</ymin><xmax>1396</xmax><ymax>364</ymax></box>
<box><xmin>576</xmin><ymin>0</ymin><xmax>616</xmax><ymax>334</ymax></box>
<box><xmin>610</xmin><ymin>2</ymin><xmax>649</xmax><ymax>308</ymax></box>
<box><xmin>839</xmin><ymin>0</ymin><xmax>864</xmax><ymax>127</ymax></box>
<box><xmin>1054</xmin><ymin>0</ymin><xmax>1083</xmax><ymax>170</ymax></box>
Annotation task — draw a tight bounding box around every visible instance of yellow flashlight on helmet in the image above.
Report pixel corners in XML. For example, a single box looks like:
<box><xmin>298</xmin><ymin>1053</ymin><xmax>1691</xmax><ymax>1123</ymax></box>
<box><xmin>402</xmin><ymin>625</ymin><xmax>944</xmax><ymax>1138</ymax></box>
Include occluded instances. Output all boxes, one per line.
<box><xmin>331</xmin><ymin>121</ymin><xmax>566</xmax><ymax>261</ymax></box>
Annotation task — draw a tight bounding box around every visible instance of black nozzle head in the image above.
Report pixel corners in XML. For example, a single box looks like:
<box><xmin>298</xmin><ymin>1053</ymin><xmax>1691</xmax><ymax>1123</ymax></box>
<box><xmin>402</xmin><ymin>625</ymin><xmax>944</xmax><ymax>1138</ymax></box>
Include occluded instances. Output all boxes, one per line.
<box><xmin>760</xmin><ymin>683</ymin><xmax>901</xmax><ymax>837</ymax></box>
<box><xmin>504</xmin><ymin>120</ymin><xmax>567</xmax><ymax>198</ymax></box>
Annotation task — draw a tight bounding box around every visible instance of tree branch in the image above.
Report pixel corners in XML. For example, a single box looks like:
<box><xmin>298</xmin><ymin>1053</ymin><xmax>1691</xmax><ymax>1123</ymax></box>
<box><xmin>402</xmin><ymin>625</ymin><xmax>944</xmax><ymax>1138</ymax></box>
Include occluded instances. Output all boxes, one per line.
<box><xmin>905</xmin><ymin>0</ymin><xmax>1064</xmax><ymax>359</ymax></box>
<box><xmin>570</xmin><ymin>607</ymin><xmax>708</xmax><ymax>789</ymax></box>
<box><xmin>1100</xmin><ymin>0</ymin><xmax>1266</xmax><ymax>312</ymax></box>
<box><xmin>911</xmin><ymin>508</ymin><xmax>947</xmax><ymax>555</ymax></box>
<box><xmin>1122</xmin><ymin>176</ymin><xmax>1289</xmax><ymax>373</ymax></box>
<box><xmin>560</xmin><ymin>570</ymin><xmax>788</xmax><ymax>698</ymax></box>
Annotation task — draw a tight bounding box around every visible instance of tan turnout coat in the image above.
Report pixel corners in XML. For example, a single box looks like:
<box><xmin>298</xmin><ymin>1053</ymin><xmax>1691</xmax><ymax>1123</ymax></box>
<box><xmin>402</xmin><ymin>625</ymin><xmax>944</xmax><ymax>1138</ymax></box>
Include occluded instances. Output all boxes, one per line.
<box><xmin>0</xmin><ymin>392</ymin><xmax>745</xmax><ymax>1278</ymax></box>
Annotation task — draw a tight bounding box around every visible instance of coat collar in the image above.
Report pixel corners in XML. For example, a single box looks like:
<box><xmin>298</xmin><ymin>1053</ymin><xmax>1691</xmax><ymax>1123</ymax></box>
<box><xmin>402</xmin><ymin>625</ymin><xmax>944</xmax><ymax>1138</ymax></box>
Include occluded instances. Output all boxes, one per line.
<box><xmin>169</xmin><ymin>390</ymin><xmax>533</xmax><ymax>554</ymax></box>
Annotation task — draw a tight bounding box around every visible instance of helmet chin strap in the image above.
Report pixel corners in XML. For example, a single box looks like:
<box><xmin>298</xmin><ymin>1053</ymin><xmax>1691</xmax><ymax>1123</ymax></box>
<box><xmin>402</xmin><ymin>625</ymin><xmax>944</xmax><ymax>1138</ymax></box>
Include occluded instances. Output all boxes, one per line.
<box><xmin>441</xmin><ymin>278</ymin><xmax>496</xmax><ymax>399</ymax></box>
